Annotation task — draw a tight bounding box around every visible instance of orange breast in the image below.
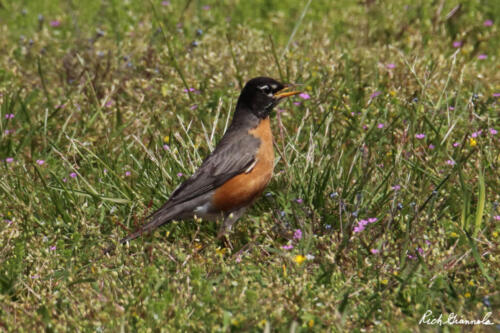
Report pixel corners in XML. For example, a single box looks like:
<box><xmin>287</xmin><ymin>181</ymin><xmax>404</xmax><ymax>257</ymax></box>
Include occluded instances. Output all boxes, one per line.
<box><xmin>213</xmin><ymin>117</ymin><xmax>274</xmax><ymax>211</ymax></box>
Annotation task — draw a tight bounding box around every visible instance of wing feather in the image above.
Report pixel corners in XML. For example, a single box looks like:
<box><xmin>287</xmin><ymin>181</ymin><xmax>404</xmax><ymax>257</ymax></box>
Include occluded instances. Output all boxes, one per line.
<box><xmin>167</xmin><ymin>130</ymin><xmax>260</xmax><ymax>205</ymax></box>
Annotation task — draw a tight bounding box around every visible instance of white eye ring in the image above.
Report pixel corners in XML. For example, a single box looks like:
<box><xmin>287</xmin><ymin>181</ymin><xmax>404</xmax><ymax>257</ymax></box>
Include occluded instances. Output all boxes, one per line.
<box><xmin>258</xmin><ymin>84</ymin><xmax>272</xmax><ymax>95</ymax></box>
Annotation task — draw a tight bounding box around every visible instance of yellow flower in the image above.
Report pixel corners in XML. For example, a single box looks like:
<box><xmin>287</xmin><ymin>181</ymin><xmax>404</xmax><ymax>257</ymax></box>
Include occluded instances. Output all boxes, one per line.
<box><xmin>469</xmin><ymin>138</ymin><xmax>477</xmax><ymax>147</ymax></box>
<box><xmin>468</xmin><ymin>280</ymin><xmax>474</xmax><ymax>286</ymax></box>
<box><xmin>308</xmin><ymin>319</ymin><xmax>314</xmax><ymax>327</ymax></box>
<box><xmin>294</xmin><ymin>255</ymin><xmax>306</xmax><ymax>265</ymax></box>
<box><xmin>464</xmin><ymin>292</ymin><xmax>471</xmax><ymax>298</ymax></box>
<box><xmin>393</xmin><ymin>271</ymin><xmax>399</xmax><ymax>276</ymax></box>
<box><xmin>381</xmin><ymin>279</ymin><xmax>388</xmax><ymax>285</ymax></box>
<box><xmin>258</xmin><ymin>319</ymin><xmax>267</xmax><ymax>328</ymax></box>
<box><xmin>282</xmin><ymin>264</ymin><xmax>287</xmax><ymax>277</ymax></box>
<box><xmin>215</xmin><ymin>247</ymin><xmax>227</xmax><ymax>256</ymax></box>
<box><xmin>389</xmin><ymin>90</ymin><xmax>397</xmax><ymax>97</ymax></box>
<box><xmin>492</xmin><ymin>231</ymin><xmax>498</xmax><ymax>238</ymax></box>
<box><xmin>163</xmin><ymin>135</ymin><xmax>170</xmax><ymax>144</ymax></box>
<box><xmin>450</xmin><ymin>232</ymin><xmax>459</xmax><ymax>238</ymax></box>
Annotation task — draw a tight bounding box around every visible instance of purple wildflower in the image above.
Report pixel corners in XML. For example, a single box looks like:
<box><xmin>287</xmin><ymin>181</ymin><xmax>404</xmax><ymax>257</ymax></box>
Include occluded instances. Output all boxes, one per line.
<box><xmin>103</xmin><ymin>169</ymin><xmax>108</xmax><ymax>174</ymax></box>
<box><xmin>407</xmin><ymin>253</ymin><xmax>416</xmax><ymax>260</ymax></box>
<box><xmin>417</xmin><ymin>247</ymin><xmax>424</xmax><ymax>255</ymax></box>
<box><xmin>483</xmin><ymin>19</ymin><xmax>493</xmax><ymax>27</ymax></box>
<box><xmin>489</xmin><ymin>128</ymin><xmax>497</xmax><ymax>135</ymax></box>
<box><xmin>425</xmin><ymin>239</ymin><xmax>431</xmax><ymax>245</ymax></box>
<box><xmin>296</xmin><ymin>198</ymin><xmax>303</xmax><ymax>204</ymax></box>
<box><xmin>70</xmin><ymin>172</ymin><xmax>77</xmax><ymax>178</ymax></box>
<box><xmin>293</xmin><ymin>229</ymin><xmax>303</xmax><ymax>240</ymax></box>
<box><xmin>50</xmin><ymin>245</ymin><xmax>56</xmax><ymax>251</ymax></box>
<box><xmin>428</xmin><ymin>144</ymin><xmax>435</xmax><ymax>149</ymax></box>
<box><xmin>453</xmin><ymin>142</ymin><xmax>460</xmax><ymax>147</ymax></box>
<box><xmin>370</xmin><ymin>249</ymin><xmax>379</xmax><ymax>254</ymax></box>
<box><xmin>477</xmin><ymin>54</ymin><xmax>487</xmax><ymax>60</ymax></box>
<box><xmin>386</xmin><ymin>63</ymin><xmax>396</xmax><ymax>69</ymax></box>
<box><xmin>370</xmin><ymin>91</ymin><xmax>382</xmax><ymax>99</ymax></box>
<box><xmin>202</xmin><ymin>5</ymin><xmax>210</xmax><ymax>10</ymax></box>
<box><xmin>492</xmin><ymin>215</ymin><xmax>500</xmax><ymax>221</ymax></box>
<box><xmin>377</xmin><ymin>123</ymin><xmax>385</xmax><ymax>129</ymax></box>
<box><xmin>449</xmin><ymin>106</ymin><xmax>455</xmax><ymax>110</ymax></box>
<box><xmin>368</xmin><ymin>217</ymin><xmax>378</xmax><ymax>223</ymax></box>
<box><xmin>4</xmin><ymin>219</ymin><xmax>12</xmax><ymax>224</ymax></box>
<box><xmin>453</xmin><ymin>41</ymin><xmax>462</xmax><ymax>48</ymax></box>
<box><xmin>392</xmin><ymin>185</ymin><xmax>401</xmax><ymax>191</ymax></box>
<box><xmin>446</xmin><ymin>159</ymin><xmax>456</xmax><ymax>166</ymax></box>
<box><xmin>163</xmin><ymin>144</ymin><xmax>170</xmax><ymax>150</ymax></box>
<box><xmin>36</xmin><ymin>160</ymin><xmax>45</xmax><ymax>165</ymax></box>
<box><xmin>190</xmin><ymin>104</ymin><xmax>198</xmax><ymax>110</ymax></box>
<box><xmin>5</xmin><ymin>113</ymin><xmax>14</xmax><ymax>119</ymax></box>
<box><xmin>293</xmin><ymin>102</ymin><xmax>301</xmax><ymax>106</ymax></box>
<box><xmin>62</xmin><ymin>178</ymin><xmax>67</xmax><ymax>183</ymax></box>
<box><xmin>299</xmin><ymin>92</ymin><xmax>311</xmax><ymax>100</ymax></box>
<box><xmin>235</xmin><ymin>256</ymin><xmax>241</xmax><ymax>263</ymax></box>
<box><xmin>50</xmin><ymin>20</ymin><xmax>61</xmax><ymax>27</ymax></box>
<box><xmin>105</xmin><ymin>100</ymin><xmax>113</xmax><ymax>108</ymax></box>
<box><xmin>282</xmin><ymin>244</ymin><xmax>294</xmax><ymax>250</ymax></box>
<box><xmin>161</xmin><ymin>0</ymin><xmax>170</xmax><ymax>5</ymax></box>
<box><xmin>5</xmin><ymin>157</ymin><xmax>14</xmax><ymax>163</ymax></box>
<box><xmin>415</xmin><ymin>133</ymin><xmax>426</xmax><ymax>139</ymax></box>
<box><xmin>177</xmin><ymin>172</ymin><xmax>183</xmax><ymax>177</ymax></box>
<box><xmin>125</xmin><ymin>171</ymin><xmax>131</xmax><ymax>177</ymax></box>
<box><xmin>353</xmin><ymin>225</ymin><xmax>365</xmax><ymax>233</ymax></box>
<box><xmin>493</xmin><ymin>93</ymin><xmax>500</xmax><ymax>98</ymax></box>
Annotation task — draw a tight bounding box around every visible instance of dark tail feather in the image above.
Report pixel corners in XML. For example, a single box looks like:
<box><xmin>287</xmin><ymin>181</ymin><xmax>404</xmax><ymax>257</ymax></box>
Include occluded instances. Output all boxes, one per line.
<box><xmin>120</xmin><ymin>203</ymin><xmax>181</xmax><ymax>244</ymax></box>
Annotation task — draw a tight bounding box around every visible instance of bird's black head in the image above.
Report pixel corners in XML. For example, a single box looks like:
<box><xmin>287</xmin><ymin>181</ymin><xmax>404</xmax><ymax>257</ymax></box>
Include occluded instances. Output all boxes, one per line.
<box><xmin>236</xmin><ymin>77</ymin><xmax>301</xmax><ymax>119</ymax></box>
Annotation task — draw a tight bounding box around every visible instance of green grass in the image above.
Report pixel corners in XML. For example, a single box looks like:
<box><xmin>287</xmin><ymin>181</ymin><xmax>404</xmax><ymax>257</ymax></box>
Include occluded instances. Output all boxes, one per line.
<box><xmin>1</xmin><ymin>0</ymin><xmax>499</xmax><ymax>331</ymax></box>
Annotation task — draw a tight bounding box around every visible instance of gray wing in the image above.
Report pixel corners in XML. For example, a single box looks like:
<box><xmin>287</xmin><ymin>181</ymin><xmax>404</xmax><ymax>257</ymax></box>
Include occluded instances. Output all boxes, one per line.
<box><xmin>168</xmin><ymin>130</ymin><xmax>260</xmax><ymax>205</ymax></box>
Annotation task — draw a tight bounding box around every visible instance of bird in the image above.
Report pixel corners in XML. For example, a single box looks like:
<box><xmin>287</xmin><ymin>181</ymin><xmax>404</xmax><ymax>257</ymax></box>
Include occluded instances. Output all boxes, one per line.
<box><xmin>120</xmin><ymin>77</ymin><xmax>301</xmax><ymax>245</ymax></box>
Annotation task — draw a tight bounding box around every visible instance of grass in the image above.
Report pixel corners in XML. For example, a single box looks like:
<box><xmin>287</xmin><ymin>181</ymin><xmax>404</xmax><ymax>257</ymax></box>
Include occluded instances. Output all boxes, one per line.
<box><xmin>0</xmin><ymin>0</ymin><xmax>499</xmax><ymax>331</ymax></box>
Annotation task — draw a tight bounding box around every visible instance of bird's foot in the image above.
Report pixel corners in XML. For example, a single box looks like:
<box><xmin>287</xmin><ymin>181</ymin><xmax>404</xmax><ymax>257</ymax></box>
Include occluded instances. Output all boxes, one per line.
<box><xmin>216</xmin><ymin>233</ymin><xmax>233</xmax><ymax>250</ymax></box>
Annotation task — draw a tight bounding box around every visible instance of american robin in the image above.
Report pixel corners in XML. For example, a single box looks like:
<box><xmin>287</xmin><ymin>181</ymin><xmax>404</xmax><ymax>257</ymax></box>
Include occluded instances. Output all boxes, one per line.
<box><xmin>120</xmin><ymin>77</ymin><xmax>301</xmax><ymax>245</ymax></box>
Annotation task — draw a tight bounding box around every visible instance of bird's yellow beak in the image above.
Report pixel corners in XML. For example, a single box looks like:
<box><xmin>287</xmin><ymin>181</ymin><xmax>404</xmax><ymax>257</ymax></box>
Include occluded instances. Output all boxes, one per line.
<box><xmin>274</xmin><ymin>85</ymin><xmax>302</xmax><ymax>99</ymax></box>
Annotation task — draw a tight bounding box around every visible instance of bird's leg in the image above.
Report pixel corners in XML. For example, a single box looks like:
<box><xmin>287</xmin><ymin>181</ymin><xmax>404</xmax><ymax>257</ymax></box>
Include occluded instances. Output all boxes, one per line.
<box><xmin>217</xmin><ymin>208</ymin><xmax>246</xmax><ymax>250</ymax></box>
<box><xmin>217</xmin><ymin>220</ymin><xmax>234</xmax><ymax>250</ymax></box>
